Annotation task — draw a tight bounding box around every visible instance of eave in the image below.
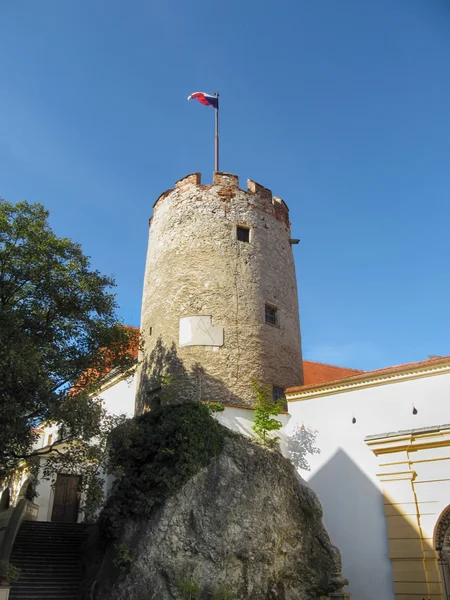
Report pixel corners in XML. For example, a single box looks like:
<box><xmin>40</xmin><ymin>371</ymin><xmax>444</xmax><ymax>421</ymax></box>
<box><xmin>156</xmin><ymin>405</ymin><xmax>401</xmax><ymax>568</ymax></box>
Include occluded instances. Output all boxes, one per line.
<box><xmin>287</xmin><ymin>359</ymin><xmax>450</xmax><ymax>402</ymax></box>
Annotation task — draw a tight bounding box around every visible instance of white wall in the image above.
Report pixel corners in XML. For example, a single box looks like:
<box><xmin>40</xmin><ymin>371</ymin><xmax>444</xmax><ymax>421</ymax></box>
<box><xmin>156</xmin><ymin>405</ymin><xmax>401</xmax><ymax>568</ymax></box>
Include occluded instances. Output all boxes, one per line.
<box><xmin>286</xmin><ymin>371</ymin><xmax>450</xmax><ymax>600</ymax></box>
<box><xmin>34</xmin><ymin>469</ymin><xmax>54</xmax><ymax>522</ymax></box>
<box><xmin>98</xmin><ymin>375</ymin><xmax>137</xmax><ymax>417</ymax></box>
<box><xmin>215</xmin><ymin>405</ymin><xmax>290</xmax><ymax>440</ymax></box>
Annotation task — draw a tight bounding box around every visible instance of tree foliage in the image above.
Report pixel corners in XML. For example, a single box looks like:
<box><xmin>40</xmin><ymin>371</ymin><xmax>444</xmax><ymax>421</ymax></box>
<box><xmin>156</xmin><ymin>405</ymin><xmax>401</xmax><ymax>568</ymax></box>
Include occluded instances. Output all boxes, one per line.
<box><xmin>0</xmin><ymin>199</ymin><xmax>139</xmax><ymax>478</ymax></box>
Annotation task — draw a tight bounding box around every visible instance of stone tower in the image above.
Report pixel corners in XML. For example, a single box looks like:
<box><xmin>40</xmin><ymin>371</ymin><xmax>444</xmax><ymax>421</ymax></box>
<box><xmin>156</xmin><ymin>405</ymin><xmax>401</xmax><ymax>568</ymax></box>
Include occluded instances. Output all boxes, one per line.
<box><xmin>136</xmin><ymin>172</ymin><xmax>303</xmax><ymax>412</ymax></box>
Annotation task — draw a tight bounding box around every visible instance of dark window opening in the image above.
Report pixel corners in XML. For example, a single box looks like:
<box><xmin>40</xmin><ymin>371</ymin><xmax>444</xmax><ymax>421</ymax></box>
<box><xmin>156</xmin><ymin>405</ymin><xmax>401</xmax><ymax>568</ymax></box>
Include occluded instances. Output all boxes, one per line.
<box><xmin>149</xmin><ymin>326</ymin><xmax>153</xmax><ymax>336</ymax></box>
<box><xmin>237</xmin><ymin>226</ymin><xmax>250</xmax><ymax>243</ymax></box>
<box><xmin>273</xmin><ymin>387</ymin><xmax>285</xmax><ymax>403</ymax></box>
<box><xmin>25</xmin><ymin>483</ymin><xmax>35</xmax><ymax>501</ymax></box>
<box><xmin>265</xmin><ymin>305</ymin><xmax>278</xmax><ymax>325</ymax></box>
<box><xmin>48</xmin><ymin>434</ymin><xmax>53</xmax><ymax>447</ymax></box>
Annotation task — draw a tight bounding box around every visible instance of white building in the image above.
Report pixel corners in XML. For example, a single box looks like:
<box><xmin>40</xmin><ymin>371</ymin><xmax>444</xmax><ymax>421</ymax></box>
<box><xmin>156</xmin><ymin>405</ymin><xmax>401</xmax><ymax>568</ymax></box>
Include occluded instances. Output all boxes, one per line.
<box><xmin>286</xmin><ymin>355</ymin><xmax>450</xmax><ymax>600</ymax></box>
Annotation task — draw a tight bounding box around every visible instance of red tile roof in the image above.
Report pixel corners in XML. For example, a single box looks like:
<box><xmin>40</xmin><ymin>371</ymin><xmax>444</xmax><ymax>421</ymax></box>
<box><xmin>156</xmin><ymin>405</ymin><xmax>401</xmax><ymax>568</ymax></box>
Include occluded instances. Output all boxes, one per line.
<box><xmin>288</xmin><ymin>355</ymin><xmax>450</xmax><ymax>394</ymax></box>
<box><xmin>302</xmin><ymin>360</ymin><xmax>364</xmax><ymax>386</ymax></box>
<box><xmin>72</xmin><ymin>326</ymin><xmax>140</xmax><ymax>393</ymax></box>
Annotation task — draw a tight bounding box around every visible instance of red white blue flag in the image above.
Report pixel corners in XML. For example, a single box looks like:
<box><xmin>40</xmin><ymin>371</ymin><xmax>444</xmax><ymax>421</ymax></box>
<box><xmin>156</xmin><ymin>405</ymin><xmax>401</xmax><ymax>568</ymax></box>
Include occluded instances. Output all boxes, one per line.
<box><xmin>187</xmin><ymin>92</ymin><xmax>219</xmax><ymax>109</ymax></box>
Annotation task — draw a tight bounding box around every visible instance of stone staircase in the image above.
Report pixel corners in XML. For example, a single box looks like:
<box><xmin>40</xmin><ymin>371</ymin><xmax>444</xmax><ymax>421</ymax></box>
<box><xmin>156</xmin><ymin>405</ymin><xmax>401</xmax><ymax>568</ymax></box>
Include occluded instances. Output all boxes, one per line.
<box><xmin>9</xmin><ymin>521</ymin><xmax>91</xmax><ymax>600</ymax></box>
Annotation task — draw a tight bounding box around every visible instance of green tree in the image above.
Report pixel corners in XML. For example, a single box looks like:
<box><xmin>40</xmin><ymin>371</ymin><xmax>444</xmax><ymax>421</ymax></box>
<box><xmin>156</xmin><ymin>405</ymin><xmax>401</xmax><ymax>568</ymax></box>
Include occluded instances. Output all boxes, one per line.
<box><xmin>0</xmin><ymin>199</ymin><xmax>139</xmax><ymax>479</ymax></box>
<box><xmin>251</xmin><ymin>380</ymin><xmax>283</xmax><ymax>446</ymax></box>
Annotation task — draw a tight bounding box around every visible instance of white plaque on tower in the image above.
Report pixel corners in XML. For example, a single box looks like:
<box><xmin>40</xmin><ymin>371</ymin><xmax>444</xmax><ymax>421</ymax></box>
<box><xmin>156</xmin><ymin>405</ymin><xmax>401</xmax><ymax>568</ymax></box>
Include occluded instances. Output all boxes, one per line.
<box><xmin>179</xmin><ymin>316</ymin><xmax>224</xmax><ymax>347</ymax></box>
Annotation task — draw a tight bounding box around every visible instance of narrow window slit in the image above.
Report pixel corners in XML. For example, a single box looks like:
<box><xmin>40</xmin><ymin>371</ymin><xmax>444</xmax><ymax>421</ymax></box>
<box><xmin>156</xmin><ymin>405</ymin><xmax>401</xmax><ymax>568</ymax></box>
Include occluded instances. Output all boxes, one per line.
<box><xmin>237</xmin><ymin>226</ymin><xmax>250</xmax><ymax>243</ymax></box>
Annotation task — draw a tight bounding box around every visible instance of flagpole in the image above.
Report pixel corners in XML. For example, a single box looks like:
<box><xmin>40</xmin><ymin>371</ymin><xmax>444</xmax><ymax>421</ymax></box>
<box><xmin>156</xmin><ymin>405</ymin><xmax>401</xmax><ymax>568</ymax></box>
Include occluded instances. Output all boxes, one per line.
<box><xmin>215</xmin><ymin>92</ymin><xmax>219</xmax><ymax>172</ymax></box>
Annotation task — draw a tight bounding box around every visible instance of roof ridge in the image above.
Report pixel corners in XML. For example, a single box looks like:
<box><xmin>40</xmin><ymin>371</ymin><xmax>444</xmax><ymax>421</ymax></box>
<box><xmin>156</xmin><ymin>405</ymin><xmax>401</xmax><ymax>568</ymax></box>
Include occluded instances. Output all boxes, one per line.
<box><xmin>365</xmin><ymin>355</ymin><xmax>449</xmax><ymax>374</ymax></box>
<box><xmin>303</xmin><ymin>359</ymin><xmax>364</xmax><ymax>372</ymax></box>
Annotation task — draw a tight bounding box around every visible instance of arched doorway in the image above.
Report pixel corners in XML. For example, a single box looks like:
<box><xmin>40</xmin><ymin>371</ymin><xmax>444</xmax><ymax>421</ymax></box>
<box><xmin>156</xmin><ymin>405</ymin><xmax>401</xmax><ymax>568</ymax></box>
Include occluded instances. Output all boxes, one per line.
<box><xmin>435</xmin><ymin>505</ymin><xmax>450</xmax><ymax>599</ymax></box>
<box><xmin>18</xmin><ymin>478</ymin><xmax>35</xmax><ymax>502</ymax></box>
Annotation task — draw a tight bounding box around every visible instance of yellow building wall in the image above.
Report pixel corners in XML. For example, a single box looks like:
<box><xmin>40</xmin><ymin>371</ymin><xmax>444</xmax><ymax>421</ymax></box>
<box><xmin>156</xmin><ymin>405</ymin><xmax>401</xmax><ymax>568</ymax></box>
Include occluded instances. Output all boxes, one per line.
<box><xmin>367</xmin><ymin>427</ymin><xmax>450</xmax><ymax>600</ymax></box>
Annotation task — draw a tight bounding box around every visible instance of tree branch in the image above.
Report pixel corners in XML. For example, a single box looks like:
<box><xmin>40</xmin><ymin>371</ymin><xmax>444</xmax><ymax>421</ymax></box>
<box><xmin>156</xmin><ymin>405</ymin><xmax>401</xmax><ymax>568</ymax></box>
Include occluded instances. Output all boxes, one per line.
<box><xmin>12</xmin><ymin>436</ymin><xmax>74</xmax><ymax>460</ymax></box>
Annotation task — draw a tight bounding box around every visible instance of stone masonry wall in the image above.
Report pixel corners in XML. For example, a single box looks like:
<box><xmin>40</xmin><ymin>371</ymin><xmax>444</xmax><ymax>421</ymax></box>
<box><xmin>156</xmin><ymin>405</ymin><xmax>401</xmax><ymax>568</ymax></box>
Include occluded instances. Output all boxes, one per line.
<box><xmin>136</xmin><ymin>172</ymin><xmax>303</xmax><ymax>411</ymax></box>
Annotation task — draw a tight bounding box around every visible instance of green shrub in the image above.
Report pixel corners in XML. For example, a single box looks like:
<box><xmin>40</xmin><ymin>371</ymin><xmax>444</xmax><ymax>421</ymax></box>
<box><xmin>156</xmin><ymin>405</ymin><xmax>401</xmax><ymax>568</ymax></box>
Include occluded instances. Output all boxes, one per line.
<box><xmin>251</xmin><ymin>380</ymin><xmax>283</xmax><ymax>446</ymax></box>
<box><xmin>99</xmin><ymin>402</ymin><xmax>225</xmax><ymax>539</ymax></box>
<box><xmin>112</xmin><ymin>542</ymin><xmax>133</xmax><ymax>572</ymax></box>
<box><xmin>0</xmin><ymin>560</ymin><xmax>21</xmax><ymax>583</ymax></box>
<box><xmin>176</xmin><ymin>577</ymin><xmax>200</xmax><ymax>599</ymax></box>
<box><xmin>211</xmin><ymin>584</ymin><xmax>236</xmax><ymax>600</ymax></box>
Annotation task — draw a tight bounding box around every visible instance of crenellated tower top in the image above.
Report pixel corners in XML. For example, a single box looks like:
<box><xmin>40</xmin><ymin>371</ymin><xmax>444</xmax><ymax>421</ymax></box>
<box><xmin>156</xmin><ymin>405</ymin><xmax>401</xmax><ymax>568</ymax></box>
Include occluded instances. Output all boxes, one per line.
<box><xmin>152</xmin><ymin>172</ymin><xmax>290</xmax><ymax>229</ymax></box>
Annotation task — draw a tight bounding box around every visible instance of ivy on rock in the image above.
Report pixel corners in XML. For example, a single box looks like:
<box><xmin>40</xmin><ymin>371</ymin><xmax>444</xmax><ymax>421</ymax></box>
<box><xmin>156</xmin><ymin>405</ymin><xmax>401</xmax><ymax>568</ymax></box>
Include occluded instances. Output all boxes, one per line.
<box><xmin>99</xmin><ymin>402</ymin><xmax>225</xmax><ymax>539</ymax></box>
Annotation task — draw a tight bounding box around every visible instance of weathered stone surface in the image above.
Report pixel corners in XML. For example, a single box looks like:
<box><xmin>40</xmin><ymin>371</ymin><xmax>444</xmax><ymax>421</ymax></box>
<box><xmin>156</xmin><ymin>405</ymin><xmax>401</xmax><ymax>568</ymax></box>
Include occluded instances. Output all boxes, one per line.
<box><xmin>136</xmin><ymin>172</ymin><xmax>303</xmax><ymax>412</ymax></box>
<box><xmin>92</xmin><ymin>436</ymin><xmax>343</xmax><ymax>600</ymax></box>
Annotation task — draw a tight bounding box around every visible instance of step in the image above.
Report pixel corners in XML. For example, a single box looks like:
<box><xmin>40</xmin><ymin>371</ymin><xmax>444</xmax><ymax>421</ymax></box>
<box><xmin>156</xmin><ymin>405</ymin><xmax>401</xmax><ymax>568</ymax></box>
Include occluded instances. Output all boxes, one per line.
<box><xmin>14</xmin><ymin>538</ymin><xmax>89</xmax><ymax>546</ymax></box>
<box><xmin>10</xmin><ymin>580</ymin><xmax>83</xmax><ymax>590</ymax></box>
<box><xmin>10</xmin><ymin>588</ymin><xmax>82</xmax><ymax>592</ymax></box>
<box><xmin>9</xmin><ymin>588</ymin><xmax>80</xmax><ymax>600</ymax></box>
<box><xmin>18</xmin><ymin>524</ymin><xmax>83</xmax><ymax>527</ymax></box>
<box><xmin>12</xmin><ymin>548</ymin><xmax>84</xmax><ymax>556</ymax></box>
<box><xmin>13</xmin><ymin>540</ymin><xmax>87</xmax><ymax>548</ymax></box>
<box><xmin>15</xmin><ymin>531</ymin><xmax>89</xmax><ymax>536</ymax></box>
<box><xmin>9</xmin><ymin>590</ymin><xmax>80</xmax><ymax>600</ymax></box>
<box><xmin>12</xmin><ymin>548</ymin><xmax>85</xmax><ymax>554</ymax></box>
<box><xmin>10</xmin><ymin>592</ymin><xmax>81</xmax><ymax>597</ymax></box>
<box><xmin>11</xmin><ymin>568</ymin><xmax>82</xmax><ymax>572</ymax></box>
<box><xmin>15</xmin><ymin>533</ymin><xmax>90</xmax><ymax>539</ymax></box>
<box><xmin>9</xmin><ymin>577</ymin><xmax>82</xmax><ymax>584</ymax></box>
<box><xmin>10</xmin><ymin>557</ymin><xmax>82</xmax><ymax>564</ymax></box>
<box><xmin>16</xmin><ymin>531</ymin><xmax>90</xmax><ymax>539</ymax></box>
<box><xmin>9</xmin><ymin>566</ymin><xmax>82</xmax><ymax>574</ymax></box>
<box><xmin>15</xmin><ymin>530</ymin><xmax>90</xmax><ymax>537</ymax></box>
<box><xmin>18</xmin><ymin>532</ymin><xmax>90</xmax><ymax>536</ymax></box>
<box><xmin>11</xmin><ymin>556</ymin><xmax>83</xmax><ymax>561</ymax></box>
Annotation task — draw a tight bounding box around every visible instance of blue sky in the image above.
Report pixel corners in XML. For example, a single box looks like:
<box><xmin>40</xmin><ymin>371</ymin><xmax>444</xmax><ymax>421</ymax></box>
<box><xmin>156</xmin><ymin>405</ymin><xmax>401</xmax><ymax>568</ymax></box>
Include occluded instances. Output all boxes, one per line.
<box><xmin>1</xmin><ymin>1</ymin><xmax>450</xmax><ymax>371</ymax></box>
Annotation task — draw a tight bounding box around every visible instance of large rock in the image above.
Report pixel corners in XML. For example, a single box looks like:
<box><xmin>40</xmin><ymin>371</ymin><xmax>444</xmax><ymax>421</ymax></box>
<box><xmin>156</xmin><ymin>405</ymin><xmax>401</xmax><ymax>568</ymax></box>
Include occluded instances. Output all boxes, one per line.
<box><xmin>92</xmin><ymin>435</ymin><xmax>344</xmax><ymax>600</ymax></box>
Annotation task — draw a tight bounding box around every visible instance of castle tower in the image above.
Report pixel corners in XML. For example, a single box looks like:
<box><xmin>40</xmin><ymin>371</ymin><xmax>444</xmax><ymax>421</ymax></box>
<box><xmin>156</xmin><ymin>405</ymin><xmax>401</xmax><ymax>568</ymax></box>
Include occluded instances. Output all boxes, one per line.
<box><xmin>136</xmin><ymin>172</ymin><xmax>303</xmax><ymax>412</ymax></box>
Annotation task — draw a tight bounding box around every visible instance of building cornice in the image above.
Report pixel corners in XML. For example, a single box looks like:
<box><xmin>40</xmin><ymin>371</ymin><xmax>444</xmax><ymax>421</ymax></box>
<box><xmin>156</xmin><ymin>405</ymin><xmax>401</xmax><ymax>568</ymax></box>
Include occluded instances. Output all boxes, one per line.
<box><xmin>365</xmin><ymin>424</ymin><xmax>450</xmax><ymax>455</ymax></box>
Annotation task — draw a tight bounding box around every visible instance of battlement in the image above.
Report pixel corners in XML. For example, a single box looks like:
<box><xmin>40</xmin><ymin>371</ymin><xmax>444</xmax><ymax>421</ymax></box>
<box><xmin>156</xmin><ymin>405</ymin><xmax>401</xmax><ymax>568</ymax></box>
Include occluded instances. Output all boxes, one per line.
<box><xmin>176</xmin><ymin>172</ymin><xmax>201</xmax><ymax>188</ymax></box>
<box><xmin>152</xmin><ymin>172</ymin><xmax>290</xmax><ymax>226</ymax></box>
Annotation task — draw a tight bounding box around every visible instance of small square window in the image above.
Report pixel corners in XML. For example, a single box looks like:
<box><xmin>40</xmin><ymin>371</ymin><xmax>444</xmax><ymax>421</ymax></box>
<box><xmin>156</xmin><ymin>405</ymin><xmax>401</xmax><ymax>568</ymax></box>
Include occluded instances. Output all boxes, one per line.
<box><xmin>273</xmin><ymin>387</ymin><xmax>285</xmax><ymax>402</ymax></box>
<box><xmin>265</xmin><ymin>305</ymin><xmax>278</xmax><ymax>325</ymax></box>
<box><xmin>237</xmin><ymin>226</ymin><xmax>250</xmax><ymax>243</ymax></box>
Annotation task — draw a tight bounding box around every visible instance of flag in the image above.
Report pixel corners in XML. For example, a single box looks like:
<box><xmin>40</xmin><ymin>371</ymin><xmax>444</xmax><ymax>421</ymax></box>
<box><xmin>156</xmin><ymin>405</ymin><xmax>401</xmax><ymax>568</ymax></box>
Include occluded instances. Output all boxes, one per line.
<box><xmin>187</xmin><ymin>92</ymin><xmax>219</xmax><ymax>109</ymax></box>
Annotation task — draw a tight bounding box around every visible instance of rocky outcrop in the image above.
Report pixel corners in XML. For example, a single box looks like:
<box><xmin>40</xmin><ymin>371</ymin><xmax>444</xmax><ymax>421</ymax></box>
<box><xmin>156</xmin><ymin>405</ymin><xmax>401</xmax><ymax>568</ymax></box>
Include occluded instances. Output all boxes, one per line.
<box><xmin>91</xmin><ymin>435</ymin><xmax>345</xmax><ymax>600</ymax></box>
